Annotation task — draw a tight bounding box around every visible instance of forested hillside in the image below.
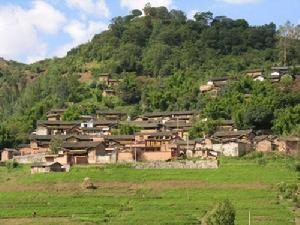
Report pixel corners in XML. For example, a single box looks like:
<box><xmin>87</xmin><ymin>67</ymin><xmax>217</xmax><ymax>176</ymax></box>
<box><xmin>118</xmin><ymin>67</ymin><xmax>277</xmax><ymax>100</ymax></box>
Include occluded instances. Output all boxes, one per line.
<box><xmin>0</xmin><ymin>5</ymin><xmax>300</xmax><ymax>148</ymax></box>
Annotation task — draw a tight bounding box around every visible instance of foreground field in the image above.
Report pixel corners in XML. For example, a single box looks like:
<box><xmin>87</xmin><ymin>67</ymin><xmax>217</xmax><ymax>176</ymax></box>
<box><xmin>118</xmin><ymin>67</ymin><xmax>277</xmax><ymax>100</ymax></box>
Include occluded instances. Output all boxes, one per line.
<box><xmin>0</xmin><ymin>157</ymin><xmax>299</xmax><ymax>225</ymax></box>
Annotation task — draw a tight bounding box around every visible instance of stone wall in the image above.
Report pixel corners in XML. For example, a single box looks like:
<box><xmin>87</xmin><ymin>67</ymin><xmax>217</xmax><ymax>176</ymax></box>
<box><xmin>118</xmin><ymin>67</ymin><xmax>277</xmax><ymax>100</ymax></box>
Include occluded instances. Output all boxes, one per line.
<box><xmin>14</xmin><ymin>154</ymin><xmax>46</xmax><ymax>164</ymax></box>
<box><xmin>135</xmin><ymin>160</ymin><xmax>218</xmax><ymax>169</ymax></box>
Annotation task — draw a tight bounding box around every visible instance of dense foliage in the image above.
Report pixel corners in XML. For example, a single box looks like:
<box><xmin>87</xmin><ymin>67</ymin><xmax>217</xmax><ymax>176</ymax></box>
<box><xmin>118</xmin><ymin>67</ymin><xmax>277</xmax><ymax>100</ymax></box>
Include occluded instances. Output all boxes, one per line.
<box><xmin>0</xmin><ymin>5</ymin><xmax>299</xmax><ymax>147</ymax></box>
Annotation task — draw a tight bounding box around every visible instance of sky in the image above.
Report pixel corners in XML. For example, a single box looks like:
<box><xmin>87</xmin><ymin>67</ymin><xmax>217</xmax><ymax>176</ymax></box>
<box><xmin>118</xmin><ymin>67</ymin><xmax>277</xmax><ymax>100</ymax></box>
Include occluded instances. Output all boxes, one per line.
<box><xmin>0</xmin><ymin>0</ymin><xmax>299</xmax><ymax>64</ymax></box>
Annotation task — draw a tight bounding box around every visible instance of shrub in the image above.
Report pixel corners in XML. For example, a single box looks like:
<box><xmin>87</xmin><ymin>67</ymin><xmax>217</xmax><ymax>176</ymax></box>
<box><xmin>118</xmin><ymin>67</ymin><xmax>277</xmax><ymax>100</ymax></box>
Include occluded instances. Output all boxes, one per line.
<box><xmin>277</xmin><ymin>182</ymin><xmax>298</xmax><ymax>200</ymax></box>
<box><xmin>294</xmin><ymin>162</ymin><xmax>300</xmax><ymax>172</ymax></box>
<box><xmin>5</xmin><ymin>160</ymin><xmax>19</xmax><ymax>169</ymax></box>
<box><xmin>203</xmin><ymin>199</ymin><xmax>235</xmax><ymax>225</ymax></box>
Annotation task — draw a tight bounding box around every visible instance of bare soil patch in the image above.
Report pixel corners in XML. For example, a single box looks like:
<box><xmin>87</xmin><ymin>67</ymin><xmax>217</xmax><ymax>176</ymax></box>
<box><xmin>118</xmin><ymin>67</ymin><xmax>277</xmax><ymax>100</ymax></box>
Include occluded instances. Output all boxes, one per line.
<box><xmin>0</xmin><ymin>180</ymin><xmax>270</xmax><ymax>193</ymax></box>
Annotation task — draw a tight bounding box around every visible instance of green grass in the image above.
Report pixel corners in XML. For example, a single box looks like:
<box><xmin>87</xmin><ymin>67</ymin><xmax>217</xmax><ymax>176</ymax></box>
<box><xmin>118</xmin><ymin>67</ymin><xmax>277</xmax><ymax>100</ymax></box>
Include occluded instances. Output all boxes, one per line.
<box><xmin>0</xmin><ymin>157</ymin><xmax>298</xmax><ymax>225</ymax></box>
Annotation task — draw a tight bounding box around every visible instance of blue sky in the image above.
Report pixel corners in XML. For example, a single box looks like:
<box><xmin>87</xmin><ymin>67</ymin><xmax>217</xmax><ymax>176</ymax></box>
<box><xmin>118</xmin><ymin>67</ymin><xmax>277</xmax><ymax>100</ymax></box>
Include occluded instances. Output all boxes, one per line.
<box><xmin>0</xmin><ymin>0</ymin><xmax>299</xmax><ymax>64</ymax></box>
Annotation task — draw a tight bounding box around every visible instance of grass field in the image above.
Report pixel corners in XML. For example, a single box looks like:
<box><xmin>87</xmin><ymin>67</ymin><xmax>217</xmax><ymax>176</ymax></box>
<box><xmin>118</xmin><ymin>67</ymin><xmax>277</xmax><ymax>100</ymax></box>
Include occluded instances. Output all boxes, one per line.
<box><xmin>0</xmin><ymin>156</ymin><xmax>299</xmax><ymax>225</ymax></box>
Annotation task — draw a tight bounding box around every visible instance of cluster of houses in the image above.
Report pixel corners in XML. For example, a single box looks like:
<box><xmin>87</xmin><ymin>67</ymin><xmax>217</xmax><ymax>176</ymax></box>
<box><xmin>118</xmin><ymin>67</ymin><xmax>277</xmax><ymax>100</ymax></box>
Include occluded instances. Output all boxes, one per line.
<box><xmin>200</xmin><ymin>67</ymin><xmax>300</xmax><ymax>96</ymax></box>
<box><xmin>99</xmin><ymin>73</ymin><xmax>121</xmax><ymax>97</ymax></box>
<box><xmin>1</xmin><ymin>107</ymin><xmax>299</xmax><ymax>172</ymax></box>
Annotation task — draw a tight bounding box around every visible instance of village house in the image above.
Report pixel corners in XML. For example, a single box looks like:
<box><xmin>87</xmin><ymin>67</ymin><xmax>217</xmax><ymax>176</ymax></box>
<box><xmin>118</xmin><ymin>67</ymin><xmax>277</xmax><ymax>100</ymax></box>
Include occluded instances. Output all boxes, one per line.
<box><xmin>104</xmin><ymin>135</ymin><xmax>136</xmax><ymax>146</ymax></box>
<box><xmin>267</xmin><ymin>75</ymin><xmax>281</xmax><ymax>83</ymax></box>
<box><xmin>245</xmin><ymin>69</ymin><xmax>264</xmax><ymax>79</ymax></box>
<box><xmin>98</xmin><ymin>73</ymin><xmax>120</xmax><ymax>87</ymax></box>
<box><xmin>173</xmin><ymin>139</ymin><xmax>196</xmax><ymax>158</ymax></box>
<box><xmin>102</xmin><ymin>89</ymin><xmax>115</xmax><ymax>97</ymax></box>
<box><xmin>194</xmin><ymin>138</ymin><xmax>219</xmax><ymax>159</ymax></box>
<box><xmin>79</xmin><ymin>115</ymin><xmax>96</xmax><ymax>122</ymax></box>
<box><xmin>98</xmin><ymin>73</ymin><xmax>110</xmax><ymax>85</ymax></box>
<box><xmin>271</xmin><ymin>66</ymin><xmax>288</xmax><ymax>76</ymax></box>
<box><xmin>104</xmin><ymin>135</ymin><xmax>136</xmax><ymax>162</ymax></box>
<box><xmin>215</xmin><ymin>120</ymin><xmax>235</xmax><ymax>132</ymax></box>
<box><xmin>210</xmin><ymin>130</ymin><xmax>255</xmax><ymax>157</ymax></box>
<box><xmin>213</xmin><ymin>129</ymin><xmax>255</xmax><ymax>143</ymax></box>
<box><xmin>122</xmin><ymin>121</ymin><xmax>162</xmax><ymax>134</ymax></box>
<box><xmin>245</xmin><ymin>69</ymin><xmax>264</xmax><ymax>80</ymax></box>
<box><xmin>211</xmin><ymin>139</ymin><xmax>252</xmax><ymax>157</ymax></box>
<box><xmin>60</xmin><ymin>141</ymin><xmax>107</xmax><ymax>164</ymax></box>
<box><xmin>143</xmin><ymin>111</ymin><xmax>196</xmax><ymax>123</ymax></box>
<box><xmin>80</xmin><ymin>120</ymin><xmax>118</xmax><ymax>136</ymax></box>
<box><xmin>18</xmin><ymin>134</ymin><xmax>96</xmax><ymax>156</ymax></box>
<box><xmin>96</xmin><ymin>111</ymin><xmax>127</xmax><ymax>121</ymax></box>
<box><xmin>30</xmin><ymin>162</ymin><xmax>65</xmax><ymax>174</ymax></box>
<box><xmin>200</xmin><ymin>77</ymin><xmax>231</xmax><ymax>96</ymax></box>
<box><xmin>254</xmin><ymin>135</ymin><xmax>276</xmax><ymax>152</ymax></box>
<box><xmin>1</xmin><ymin>148</ymin><xmax>20</xmax><ymax>161</ymax></box>
<box><xmin>275</xmin><ymin>136</ymin><xmax>300</xmax><ymax>156</ymax></box>
<box><xmin>107</xmin><ymin>78</ymin><xmax>120</xmax><ymax>87</ymax></box>
<box><xmin>36</xmin><ymin>120</ymin><xmax>81</xmax><ymax>136</ymax></box>
<box><xmin>46</xmin><ymin>109</ymin><xmax>66</xmax><ymax>121</ymax></box>
<box><xmin>116</xmin><ymin>132</ymin><xmax>178</xmax><ymax>162</ymax></box>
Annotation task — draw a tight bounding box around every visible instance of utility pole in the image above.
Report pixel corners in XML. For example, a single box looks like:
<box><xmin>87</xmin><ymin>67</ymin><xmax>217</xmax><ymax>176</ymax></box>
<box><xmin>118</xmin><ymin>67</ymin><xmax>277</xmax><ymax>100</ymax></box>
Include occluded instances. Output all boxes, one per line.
<box><xmin>248</xmin><ymin>210</ymin><xmax>251</xmax><ymax>225</ymax></box>
<box><xmin>186</xmin><ymin>133</ymin><xmax>189</xmax><ymax>155</ymax></box>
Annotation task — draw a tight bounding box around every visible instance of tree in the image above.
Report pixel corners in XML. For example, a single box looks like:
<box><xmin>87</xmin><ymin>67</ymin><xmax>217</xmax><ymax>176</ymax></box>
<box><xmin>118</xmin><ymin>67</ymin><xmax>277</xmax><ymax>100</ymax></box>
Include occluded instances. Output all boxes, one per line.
<box><xmin>131</xmin><ymin>9</ymin><xmax>142</xmax><ymax>17</ymax></box>
<box><xmin>278</xmin><ymin>21</ymin><xmax>300</xmax><ymax>65</ymax></box>
<box><xmin>117</xmin><ymin>73</ymin><xmax>141</xmax><ymax>104</ymax></box>
<box><xmin>189</xmin><ymin>119</ymin><xmax>219</xmax><ymax>139</ymax></box>
<box><xmin>241</xmin><ymin>104</ymin><xmax>274</xmax><ymax>130</ymax></box>
<box><xmin>273</xmin><ymin>104</ymin><xmax>300</xmax><ymax>135</ymax></box>
<box><xmin>204</xmin><ymin>199</ymin><xmax>235</xmax><ymax>225</ymax></box>
<box><xmin>49</xmin><ymin>136</ymin><xmax>63</xmax><ymax>154</ymax></box>
<box><xmin>113</xmin><ymin>124</ymin><xmax>141</xmax><ymax>135</ymax></box>
<box><xmin>280</xmin><ymin>74</ymin><xmax>294</xmax><ymax>90</ymax></box>
<box><xmin>194</xmin><ymin>11</ymin><xmax>213</xmax><ymax>26</ymax></box>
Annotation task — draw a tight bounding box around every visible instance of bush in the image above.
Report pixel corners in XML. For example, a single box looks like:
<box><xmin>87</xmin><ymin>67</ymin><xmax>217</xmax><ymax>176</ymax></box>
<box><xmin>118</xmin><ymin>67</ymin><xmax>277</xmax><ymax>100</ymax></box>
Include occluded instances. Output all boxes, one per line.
<box><xmin>294</xmin><ymin>162</ymin><xmax>300</xmax><ymax>172</ymax></box>
<box><xmin>5</xmin><ymin>160</ymin><xmax>19</xmax><ymax>169</ymax></box>
<box><xmin>203</xmin><ymin>199</ymin><xmax>235</xmax><ymax>225</ymax></box>
<box><xmin>277</xmin><ymin>182</ymin><xmax>298</xmax><ymax>200</ymax></box>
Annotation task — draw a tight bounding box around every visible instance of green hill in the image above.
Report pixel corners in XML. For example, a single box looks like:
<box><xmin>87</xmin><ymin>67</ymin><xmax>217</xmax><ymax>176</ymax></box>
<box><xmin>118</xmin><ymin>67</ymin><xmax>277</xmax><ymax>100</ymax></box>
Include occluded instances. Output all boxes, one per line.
<box><xmin>0</xmin><ymin>6</ymin><xmax>300</xmax><ymax>147</ymax></box>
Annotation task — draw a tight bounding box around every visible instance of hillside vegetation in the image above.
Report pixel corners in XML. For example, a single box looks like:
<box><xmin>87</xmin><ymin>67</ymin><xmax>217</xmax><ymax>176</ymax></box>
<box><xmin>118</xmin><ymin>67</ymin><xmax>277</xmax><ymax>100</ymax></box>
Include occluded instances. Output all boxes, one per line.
<box><xmin>0</xmin><ymin>5</ymin><xmax>300</xmax><ymax>147</ymax></box>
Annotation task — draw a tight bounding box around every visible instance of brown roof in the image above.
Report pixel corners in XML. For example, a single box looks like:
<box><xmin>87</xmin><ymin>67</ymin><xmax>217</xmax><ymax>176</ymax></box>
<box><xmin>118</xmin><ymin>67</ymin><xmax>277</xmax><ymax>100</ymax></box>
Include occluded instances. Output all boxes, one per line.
<box><xmin>164</xmin><ymin>122</ymin><xmax>192</xmax><ymax>129</ymax></box>
<box><xmin>122</xmin><ymin>122</ymin><xmax>161</xmax><ymax>129</ymax></box>
<box><xmin>62</xmin><ymin>141</ymin><xmax>103</xmax><ymax>149</ymax></box>
<box><xmin>213</xmin><ymin>130</ymin><xmax>253</xmax><ymax>138</ymax></box>
<box><xmin>37</xmin><ymin>120</ymin><xmax>81</xmax><ymax>126</ymax></box>
<box><xmin>93</xmin><ymin>120</ymin><xmax>119</xmax><ymax>125</ymax></box>
<box><xmin>96</xmin><ymin>111</ymin><xmax>126</xmax><ymax>116</ymax></box>
<box><xmin>30</xmin><ymin>134</ymin><xmax>93</xmax><ymax>141</ymax></box>
<box><xmin>144</xmin><ymin>111</ymin><xmax>196</xmax><ymax>118</ymax></box>
<box><xmin>245</xmin><ymin>69</ymin><xmax>264</xmax><ymax>73</ymax></box>
<box><xmin>104</xmin><ymin>135</ymin><xmax>135</xmax><ymax>141</ymax></box>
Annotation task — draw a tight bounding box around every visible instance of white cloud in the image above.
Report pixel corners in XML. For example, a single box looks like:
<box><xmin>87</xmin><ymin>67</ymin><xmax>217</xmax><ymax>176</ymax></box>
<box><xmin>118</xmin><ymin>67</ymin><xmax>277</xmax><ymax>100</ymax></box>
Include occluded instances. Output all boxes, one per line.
<box><xmin>28</xmin><ymin>1</ymin><xmax>66</xmax><ymax>34</ymax></box>
<box><xmin>0</xmin><ymin>1</ymin><xmax>66</xmax><ymax>63</ymax></box>
<box><xmin>65</xmin><ymin>0</ymin><xmax>109</xmax><ymax>18</ymax></box>
<box><xmin>56</xmin><ymin>20</ymin><xmax>107</xmax><ymax>57</ymax></box>
<box><xmin>187</xmin><ymin>10</ymin><xmax>198</xmax><ymax>20</ymax></box>
<box><xmin>219</xmin><ymin>0</ymin><xmax>260</xmax><ymax>4</ymax></box>
<box><xmin>120</xmin><ymin>0</ymin><xmax>173</xmax><ymax>10</ymax></box>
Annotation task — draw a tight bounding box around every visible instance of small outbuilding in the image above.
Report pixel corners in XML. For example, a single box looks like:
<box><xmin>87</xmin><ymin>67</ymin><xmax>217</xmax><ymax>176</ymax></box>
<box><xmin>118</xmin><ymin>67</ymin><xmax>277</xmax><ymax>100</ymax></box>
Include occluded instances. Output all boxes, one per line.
<box><xmin>30</xmin><ymin>162</ymin><xmax>65</xmax><ymax>174</ymax></box>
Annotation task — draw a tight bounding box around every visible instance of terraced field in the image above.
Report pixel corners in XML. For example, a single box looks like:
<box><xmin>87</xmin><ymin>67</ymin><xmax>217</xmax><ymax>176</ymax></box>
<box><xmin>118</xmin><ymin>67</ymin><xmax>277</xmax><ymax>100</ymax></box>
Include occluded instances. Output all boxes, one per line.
<box><xmin>0</xmin><ymin>157</ymin><xmax>299</xmax><ymax>225</ymax></box>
